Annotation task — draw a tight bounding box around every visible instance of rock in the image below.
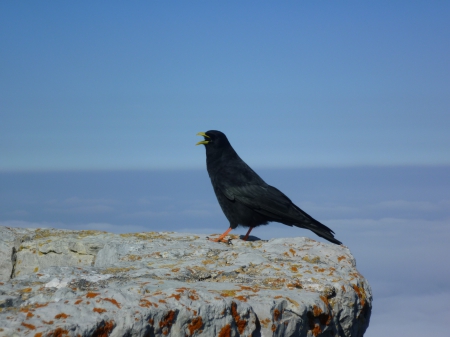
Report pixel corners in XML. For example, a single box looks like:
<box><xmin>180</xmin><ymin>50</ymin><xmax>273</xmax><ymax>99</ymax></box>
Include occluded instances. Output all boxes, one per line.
<box><xmin>0</xmin><ymin>226</ymin><xmax>372</xmax><ymax>337</ymax></box>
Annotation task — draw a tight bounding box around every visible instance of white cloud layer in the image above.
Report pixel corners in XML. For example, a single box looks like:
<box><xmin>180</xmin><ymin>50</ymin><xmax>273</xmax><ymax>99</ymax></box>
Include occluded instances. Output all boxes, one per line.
<box><xmin>1</xmin><ymin>167</ymin><xmax>449</xmax><ymax>336</ymax></box>
<box><xmin>366</xmin><ymin>292</ymin><xmax>450</xmax><ymax>337</ymax></box>
<box><xmin>0</xmin><ymin>220</ymin><xmax>148</xmax><ymax>234</ymax></box>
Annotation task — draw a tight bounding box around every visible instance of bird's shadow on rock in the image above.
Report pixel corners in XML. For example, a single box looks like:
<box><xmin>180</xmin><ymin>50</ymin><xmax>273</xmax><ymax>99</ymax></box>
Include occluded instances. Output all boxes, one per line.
<box><xmin>238</xmin><ymin>235</ymin><xmax>262</xmax><ymax>242</ymax></box>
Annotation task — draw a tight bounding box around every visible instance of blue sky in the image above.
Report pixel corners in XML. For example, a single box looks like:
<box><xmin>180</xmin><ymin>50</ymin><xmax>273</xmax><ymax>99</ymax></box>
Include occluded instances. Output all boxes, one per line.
<box><xmin>1</xmin><ymin>1</ymin><xmax>449</xmax><ymax>170</ymax></box>
<box><xmin>1</xmin><ymin>2</ymin><xmax>449</xmax><ymax>336</ymax></box>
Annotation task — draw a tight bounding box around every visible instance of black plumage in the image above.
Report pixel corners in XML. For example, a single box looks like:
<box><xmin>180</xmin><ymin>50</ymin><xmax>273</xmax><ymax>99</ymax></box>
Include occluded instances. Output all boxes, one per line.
<box><xmin>196</xmin><ymin>130</ymin><xmax>342</xmax><ymax>245</ymax></box>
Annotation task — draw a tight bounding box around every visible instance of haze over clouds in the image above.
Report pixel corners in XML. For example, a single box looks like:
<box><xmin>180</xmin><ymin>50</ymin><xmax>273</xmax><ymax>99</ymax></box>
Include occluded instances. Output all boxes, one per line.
<box><xmin>1</xmin><ymin>2</ymin><xmax>449</xmax><ymax>336</ymax></box>
<box><xmin>1</xmin><ymin>168</ymin><xmax>449</xmax><ymax>336</ymax></box>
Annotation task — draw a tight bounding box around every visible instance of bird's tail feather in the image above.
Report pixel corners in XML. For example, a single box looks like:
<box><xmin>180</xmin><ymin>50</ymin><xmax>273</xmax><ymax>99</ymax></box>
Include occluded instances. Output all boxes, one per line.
<box><xmin>291</xmin><ymin>220</ymin><xmax>342</xmax><ymax>245</ymax></box>
<box><xmin>290</xmin><ymin>204</ymin><xmax>342</xmax><ymax>245</ymax></box>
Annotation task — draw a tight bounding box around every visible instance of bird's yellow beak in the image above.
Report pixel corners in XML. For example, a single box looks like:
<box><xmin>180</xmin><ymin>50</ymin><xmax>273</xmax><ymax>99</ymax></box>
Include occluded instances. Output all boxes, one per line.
<box><xmin>196</xmin><ymin>132</ymin><xmax>210</xmax><ymax>145</ymax></box>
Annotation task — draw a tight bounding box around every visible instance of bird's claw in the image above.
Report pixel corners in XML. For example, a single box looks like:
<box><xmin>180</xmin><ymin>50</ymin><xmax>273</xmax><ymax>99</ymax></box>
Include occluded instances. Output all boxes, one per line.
<box><xmin>206</xmin><ymin>236</ymin><xmax>233</xmax><ymax>245</ymax></box>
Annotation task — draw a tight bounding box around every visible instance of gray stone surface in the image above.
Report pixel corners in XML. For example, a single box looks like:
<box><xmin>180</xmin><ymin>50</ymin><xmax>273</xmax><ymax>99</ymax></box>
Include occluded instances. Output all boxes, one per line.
<box><xmin>0</xmin><ymin>227</ymin><xmax>32</xmax><ymax>282</ymax></box>
<box><xmin>0</xmin><ymin>226</ymin><xmax>372</xmax><ymax>336</ymax></box>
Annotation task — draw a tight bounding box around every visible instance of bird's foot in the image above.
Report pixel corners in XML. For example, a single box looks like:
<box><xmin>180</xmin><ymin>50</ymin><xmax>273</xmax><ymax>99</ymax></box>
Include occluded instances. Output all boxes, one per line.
<box><xmin>207</xmin><ymin>236</ymin><xmax>232</xmax><ymax>244</ymax></box>
<box><xmin>207</xmin><ymin>227</ymin><xmax>234</xmax><ymax>244</ymax></box>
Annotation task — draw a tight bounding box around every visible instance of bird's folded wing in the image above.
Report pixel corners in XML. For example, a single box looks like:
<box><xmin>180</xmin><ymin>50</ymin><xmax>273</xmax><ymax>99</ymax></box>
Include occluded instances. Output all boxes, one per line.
<box><xmin>219</xmin><ymin>183</ymin><xmax>305</xmax><ymax>222</ymax></box>
<box><xmin>217</xmin><ymin>180</ymin><xmax>339</xmax><ymax>242</ymax></box>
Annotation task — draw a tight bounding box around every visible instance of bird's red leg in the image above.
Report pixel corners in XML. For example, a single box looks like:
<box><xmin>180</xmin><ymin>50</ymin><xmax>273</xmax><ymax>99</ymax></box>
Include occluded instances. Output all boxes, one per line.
<box><xmin>209</xmin><ymin>227</ymin><xmax>233</xmax><ymax>243</ymax></box>
<box><xmin>242</xmin><ymin>227</ymin><xmax>254</xmax><ymax>241</ymax></box>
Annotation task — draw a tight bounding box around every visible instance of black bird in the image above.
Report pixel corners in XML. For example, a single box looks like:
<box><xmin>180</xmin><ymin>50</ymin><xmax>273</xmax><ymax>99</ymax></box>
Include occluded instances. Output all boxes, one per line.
<box><xmin>196</xmin><ymin>130</ymin><xmax>342</xmax><ymax>245</ymax></box>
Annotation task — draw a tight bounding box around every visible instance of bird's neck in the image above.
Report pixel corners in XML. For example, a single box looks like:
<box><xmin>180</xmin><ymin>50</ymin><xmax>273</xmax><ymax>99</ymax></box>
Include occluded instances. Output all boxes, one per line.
<box><xmin>206</xmin><ymin>146</ymin><xmax>238</xmax><ymax>172</ymax></box>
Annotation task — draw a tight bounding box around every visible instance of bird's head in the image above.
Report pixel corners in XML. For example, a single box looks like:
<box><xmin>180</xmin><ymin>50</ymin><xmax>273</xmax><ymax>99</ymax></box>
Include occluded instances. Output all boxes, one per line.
<box><xmin>196</xmin><ymin>130</ymin><xmax>231</xmax><ymax>149</ymax></box>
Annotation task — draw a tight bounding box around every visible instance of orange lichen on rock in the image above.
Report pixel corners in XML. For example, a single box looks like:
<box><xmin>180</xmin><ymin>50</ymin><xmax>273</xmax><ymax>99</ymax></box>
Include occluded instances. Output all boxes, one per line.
<box><xmin>103</xmin><ymin>298</ymin><xmax>121</xmax><ymax>308</ymax></box>
<box><xmin>188</xmin><ymin>316</ymin><xmax>203</xmax><ymax>335</ymax></box>
<box><xmin>286</xmin><ymin>280</ymin><xmax>302</xmax><ymax>289</ymax></box>
<box><xmin>239</xmin><ymin>285</ymin><xmax>252</xmax><ymax>291</ymax></box>
<box><xmin>291</xmin><ymin>266</ymin><xmax>298</xmax><ymax>272</ymax></box>
<box><xmin>188</xmin><ymin>291</ymin><xmax>199</xmax><ymax>301</ymax></box>
<box><xmin>274</xmin><ymin>295</ymin><xmax>283</xmax><ymax>299</ymax></box>
<box><xmin>218</xmin><ymin>324</ymin><xmax>231</xmax><ymax>337</ymax></box>
<box><xmin>35</xmin><ymin>303</ymin><xmax>48</xmax><ymax>308</ymax></box>
<box><xmin>92</xmin><ymin>320</ymin><xmax>115</xmax><ymax>337</ymax></box>
<box><xmin>74</xmin><ymin>299</ymin><xmax>83</xmax><ymax>305</ymax></box>
<box><xmin>302</xmin><ymin>256</ymin><xmax>320</xmax><ymax>264</ymax></box>
<box><xmin>168</xmin><ymin>293</ymin><xmax>181</xmax><ymax>300</ymax></box>
<box><xmin>234</xmin><ymin>295</ymin><xmax>247</xmax><ymax>302</ymax></box>
<box><xmin>239</xmin><ymin>285</ymin><xmax>259</xmax><ymax>293</ymax></box>
<box><xmin>315</xmin><ymin>305</ymin><xmax>332</xmax><ymax>325</ymax></box>
<box><xmin>171</xmin><ymin>268</ymin><xmax>180</xmax><ymax>272</ymax></box>
<box><xmin>21</xmin><ymin>322</ymin><xmax>36</xmax><ymax>330</ymax></box>
<box><xmin>312</xmin><ymin>305</ymin><xmax>322</xmax><ymax>316</ymax></box>
<box><xmin>139</xmin><ymin>299</ymin><xmax>153</xmax><ymax>308</ymax></box>
<box><xmin>159</xmin><ymin>310</ymin><xmax>176</xmax><ymax>336</ymax></box>
<box><xmin>34</xmin><ymin>333</ymin><xmax>43</xmax><ymax>337</ymax></box>
<box><xmin>307</xmin><ymin>302</ymin><xmax>332</xmax><ymax>333</ymax></box>
<box><xmin>47</xmin><ymin>327</ymin><xmax>69</xmax><ymax>337</ymax></box>
<box><xmin>352</xmin><ymin>284</ymin><xmax>366</xmax><ymax>307</ymax></box>
<box><xmin>320</xmin><ymin>297</ymin><xmax>330</xmax><ymax>310</ymax></box>
<box><xmin>21</xmin><ymin>288</ymin><xmax>32</xmax><ymax>293</ymax></box>
<box><xmin>273</xmin><ymin>308</ymin><xmax>281</xmax><ymax>321</ymax></box>
<box><xmin>337</xmin><ymin>256</ymin><xmax>346</xmax><ymax>262</ymax></box>
<box><xmin>86</xmin><ymin>292</ymin><xmax>100</xmax><ymax>298</ymax></box>
<box><xmin>42</xmin><ymin>320</ymin><xmax>54</xmax><ymax>324</ymax></box>
<box><xmin>259</xmin><ymin>318</ymin><xmax>271</xmax><ymax>328</ymax></box>
<box><xmin>231</xmin><ymin>302</ymin><xmax>247</xmax><ymax>335</ymax></box>
<box><xmin>220</xmin><ymin>290</ymin><xmax>236</xmax><ymax>297</ymax></box>
<box><xmin>159</xmin><ymin>299</ymin><xmax>167</xmax><ymax>304</ymax></box>
<box><xmin>54</xmin><ymin>313</ymin><xmax>69</xmax><ymax>319</ymax></box>
<box><xmin>93</xmin><ymin>308</ymin><xmax>107</xmax><ymax>313</ymax></box>
<box><xmin>311</xmin><ymin>324</ymin><xmax>322</xmax><ymax>337</ymax></box>
<box><xmin>26</xmin><ymin>312</ymin><xmax>34</xmax><ymax>319</ymax></box>
<box><xmin>289</xmin><ymin>248</ymin><xmax>296</xmax><ymax>256</ymax></box>
<box><xmin>175</xmin><ymin>288</ymin><xmax>187</xmax><ymax>292</ymax></box>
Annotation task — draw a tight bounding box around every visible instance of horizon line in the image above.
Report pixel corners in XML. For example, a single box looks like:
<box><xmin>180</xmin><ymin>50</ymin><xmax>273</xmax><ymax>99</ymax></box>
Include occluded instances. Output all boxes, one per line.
<box><xmin>1</xmin><ymin>163</ymin><xmax>449</xmax><ymax>174</ymax></box>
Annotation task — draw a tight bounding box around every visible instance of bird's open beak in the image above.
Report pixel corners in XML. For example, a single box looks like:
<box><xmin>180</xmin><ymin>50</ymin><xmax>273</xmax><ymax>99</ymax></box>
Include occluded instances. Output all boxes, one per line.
<box><xmin>196</xmin><ymin>132</ymin><xmax>210</xmax><ymax>145</ymax></box>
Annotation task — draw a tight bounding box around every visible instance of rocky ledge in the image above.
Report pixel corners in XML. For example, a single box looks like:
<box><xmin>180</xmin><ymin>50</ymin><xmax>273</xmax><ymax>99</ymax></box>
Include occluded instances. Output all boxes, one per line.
<box><xmin>0</xmin><ymin>226</ymin><xmax>371</xmax><ymax>337</ymax></box>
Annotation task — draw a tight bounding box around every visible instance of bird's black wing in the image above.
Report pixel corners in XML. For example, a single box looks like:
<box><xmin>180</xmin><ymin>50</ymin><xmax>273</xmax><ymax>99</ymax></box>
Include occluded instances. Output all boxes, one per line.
<box><xmin>219</xmin><ymin>183</ymin><xmax>305</xmax><ymax>222</ymax></box>
<box><xmin>216</xmin><ymin>181</ymin><xmax>341</xmax><ymax>244</ymax></box>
